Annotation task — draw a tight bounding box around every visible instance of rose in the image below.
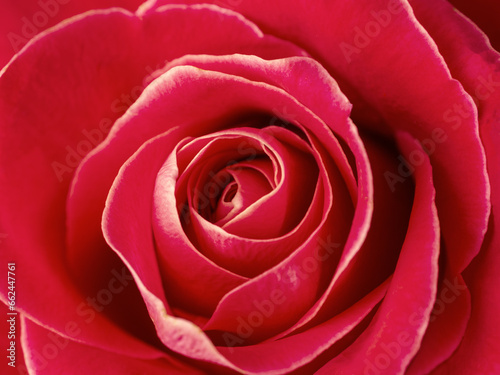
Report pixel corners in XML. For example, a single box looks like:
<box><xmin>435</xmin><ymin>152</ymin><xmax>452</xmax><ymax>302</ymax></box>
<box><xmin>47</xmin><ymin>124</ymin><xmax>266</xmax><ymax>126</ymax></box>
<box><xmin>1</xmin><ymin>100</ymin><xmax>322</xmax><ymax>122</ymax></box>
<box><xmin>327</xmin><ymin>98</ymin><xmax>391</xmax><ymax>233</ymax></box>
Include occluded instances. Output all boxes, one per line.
<box><xmin>0</xmin><ymin>1</ymin><xmax>498</xmax><ymax>374</ymax></box>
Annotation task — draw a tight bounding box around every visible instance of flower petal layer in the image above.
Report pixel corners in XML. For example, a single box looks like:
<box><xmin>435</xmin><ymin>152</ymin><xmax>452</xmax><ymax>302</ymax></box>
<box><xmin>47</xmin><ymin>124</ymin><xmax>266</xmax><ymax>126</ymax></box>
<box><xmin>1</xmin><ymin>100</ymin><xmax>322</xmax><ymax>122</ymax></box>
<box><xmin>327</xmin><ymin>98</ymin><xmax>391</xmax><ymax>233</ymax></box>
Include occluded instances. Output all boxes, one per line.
<box><xmin>316</xmin><ymin>132</ymin><xmax>440</xmax><ymax>374</ymax></box>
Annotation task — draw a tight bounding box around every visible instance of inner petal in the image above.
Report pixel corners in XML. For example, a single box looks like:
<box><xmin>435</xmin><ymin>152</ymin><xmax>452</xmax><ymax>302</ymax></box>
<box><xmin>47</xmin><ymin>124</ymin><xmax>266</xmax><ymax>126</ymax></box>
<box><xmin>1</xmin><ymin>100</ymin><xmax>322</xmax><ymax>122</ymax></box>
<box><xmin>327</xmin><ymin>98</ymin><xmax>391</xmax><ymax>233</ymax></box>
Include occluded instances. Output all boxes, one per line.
<box><xmin>213</xmin><ymin>166</ymin><xmax>274</xmax><ymax>226</ymax></box>
<box><xmin>172</xmin><ymin>127</ymin><xmax>319</xmax><ymax>240</ymax></box>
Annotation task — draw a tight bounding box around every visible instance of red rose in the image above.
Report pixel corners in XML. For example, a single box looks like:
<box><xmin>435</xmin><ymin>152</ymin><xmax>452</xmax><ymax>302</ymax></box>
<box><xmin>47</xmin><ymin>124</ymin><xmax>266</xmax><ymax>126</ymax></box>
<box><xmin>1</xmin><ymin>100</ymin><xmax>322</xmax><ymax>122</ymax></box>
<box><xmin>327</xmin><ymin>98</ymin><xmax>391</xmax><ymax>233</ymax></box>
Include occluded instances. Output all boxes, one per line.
<box><xmin>1</xmin><ymin>1</ymin><xmax>498</xmax><ymax>374</ymax></box>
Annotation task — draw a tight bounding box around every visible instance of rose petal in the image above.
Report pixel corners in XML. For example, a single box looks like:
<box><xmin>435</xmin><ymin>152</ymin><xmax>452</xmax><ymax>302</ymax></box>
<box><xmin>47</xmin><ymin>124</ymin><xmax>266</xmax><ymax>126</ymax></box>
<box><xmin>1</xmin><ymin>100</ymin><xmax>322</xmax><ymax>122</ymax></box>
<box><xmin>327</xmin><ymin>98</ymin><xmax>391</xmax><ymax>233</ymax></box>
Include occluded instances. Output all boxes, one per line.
<box><xmin>152</xmin><ymin>138</ymin><xmax>249</xmax><ymax>315</ymax></box>
<box><xmin>0</xmin><ymin>9</ymin><xmax>175</xmax><ymax>358</ymax></box>
<box><xmin>202</xmin><ymin>221</ymin><xmax>343</xmax><ymax>342</ymax></box>
<box><xmin>145</xmin><ymin>0</ymin><xmax>490</xmax><ymax>290</ymax></box>
<box><xmin>407</xmin><ymin>269</ymin><xmax>470</xmax><ymax>374</ymax></box>
<box><xmin>316</xmin><ymin>131</ymin><xmax>440</xmax><ymax>375</ymax></box>
<box><xmin>102</xmin><ymin>131</ymin><xmax>244</xmax><ymax>371</ymax></box>
<box><xmin>21</xmin><ymin>317</ymin><xmax>202</xmax><ymax>375</ymax></box>
<box><xmin>407</xmin><ymin>0</ymin><xmax>500</xmax><ymax>373</ymax></box>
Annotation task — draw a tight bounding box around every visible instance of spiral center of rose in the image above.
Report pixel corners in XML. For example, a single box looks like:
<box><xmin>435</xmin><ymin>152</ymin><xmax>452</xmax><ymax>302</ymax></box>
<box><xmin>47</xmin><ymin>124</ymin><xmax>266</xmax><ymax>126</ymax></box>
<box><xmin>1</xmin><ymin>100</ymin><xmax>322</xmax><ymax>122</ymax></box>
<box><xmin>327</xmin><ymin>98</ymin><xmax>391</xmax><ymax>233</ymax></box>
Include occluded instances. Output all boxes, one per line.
<box><xmin>155</xmin><ymin>125</ymin><xmax>319</xmax><ymax>240</ymax></box>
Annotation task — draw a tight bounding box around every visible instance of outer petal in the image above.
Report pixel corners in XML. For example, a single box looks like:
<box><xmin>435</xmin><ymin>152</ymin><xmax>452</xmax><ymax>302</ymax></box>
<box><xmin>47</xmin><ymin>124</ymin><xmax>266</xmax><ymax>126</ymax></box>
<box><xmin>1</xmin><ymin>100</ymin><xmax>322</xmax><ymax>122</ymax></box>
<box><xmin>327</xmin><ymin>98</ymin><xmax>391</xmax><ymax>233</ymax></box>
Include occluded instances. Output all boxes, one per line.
<box><xmin>21</xmin><ymin>317</ymin><xmax>203</xmax><ymax>375</ymax></box>
<box><xmin>0</xmin><ymin>0</ymin><xmax>144</xmax><ymax>67</ymax></box>
<box><xmin>316</xmin><ymin>132</ymin><xmax>440</xmax><ymax>374</ymax></box>
<box><xmin>0</xmin><ymin>6</ymin><xmax>305</xmax><ymax>355</ymax></box>
<box><xmin>407</xmin><ymin>269</ymin><xmax>470</xmax><ymax>374</ymax></box>
<box><xmin>214</xmin><ymin>281</ymin><xmax>389</xmax><ymax>374</ymax></box>
<box><xmin>408</xmin><ymin>0</ymin><xmax>500</xmax><ymax>373</ymax></box>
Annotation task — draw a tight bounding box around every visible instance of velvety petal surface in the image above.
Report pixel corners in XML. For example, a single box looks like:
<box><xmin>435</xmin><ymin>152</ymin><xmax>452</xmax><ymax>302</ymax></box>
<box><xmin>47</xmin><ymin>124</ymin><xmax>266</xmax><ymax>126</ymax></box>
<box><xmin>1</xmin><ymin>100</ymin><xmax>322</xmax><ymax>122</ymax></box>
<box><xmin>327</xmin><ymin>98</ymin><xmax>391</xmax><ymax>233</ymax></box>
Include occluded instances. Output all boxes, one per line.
<box><xmin>276</xmin><ymin>127</ymin><xmax>416</xmax><ymax>339</ymax></box>
<box><xmin>151</xmin><ymin>135</ymin><xmax>249</xmax><ymax>316</ymax></box>
<box><xmin>215</xmin><ymin>280</ymin><xmax>389</xmax><ymax>374</ymax></box>
<box><xmin>407</xmin><ymin>268</ymin><xmax>470</xmax><ymax>374</ymax></box>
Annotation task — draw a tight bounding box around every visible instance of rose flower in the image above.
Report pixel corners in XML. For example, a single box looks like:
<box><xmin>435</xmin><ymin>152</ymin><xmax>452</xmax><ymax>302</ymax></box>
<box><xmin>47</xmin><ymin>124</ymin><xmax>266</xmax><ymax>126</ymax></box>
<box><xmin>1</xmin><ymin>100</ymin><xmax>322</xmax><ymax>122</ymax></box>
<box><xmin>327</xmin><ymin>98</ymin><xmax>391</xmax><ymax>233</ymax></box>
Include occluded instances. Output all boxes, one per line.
<box><xmin>0</xmin><ymin>0</ymin><xmax>499</xmax><ymax>374</ymax></box>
